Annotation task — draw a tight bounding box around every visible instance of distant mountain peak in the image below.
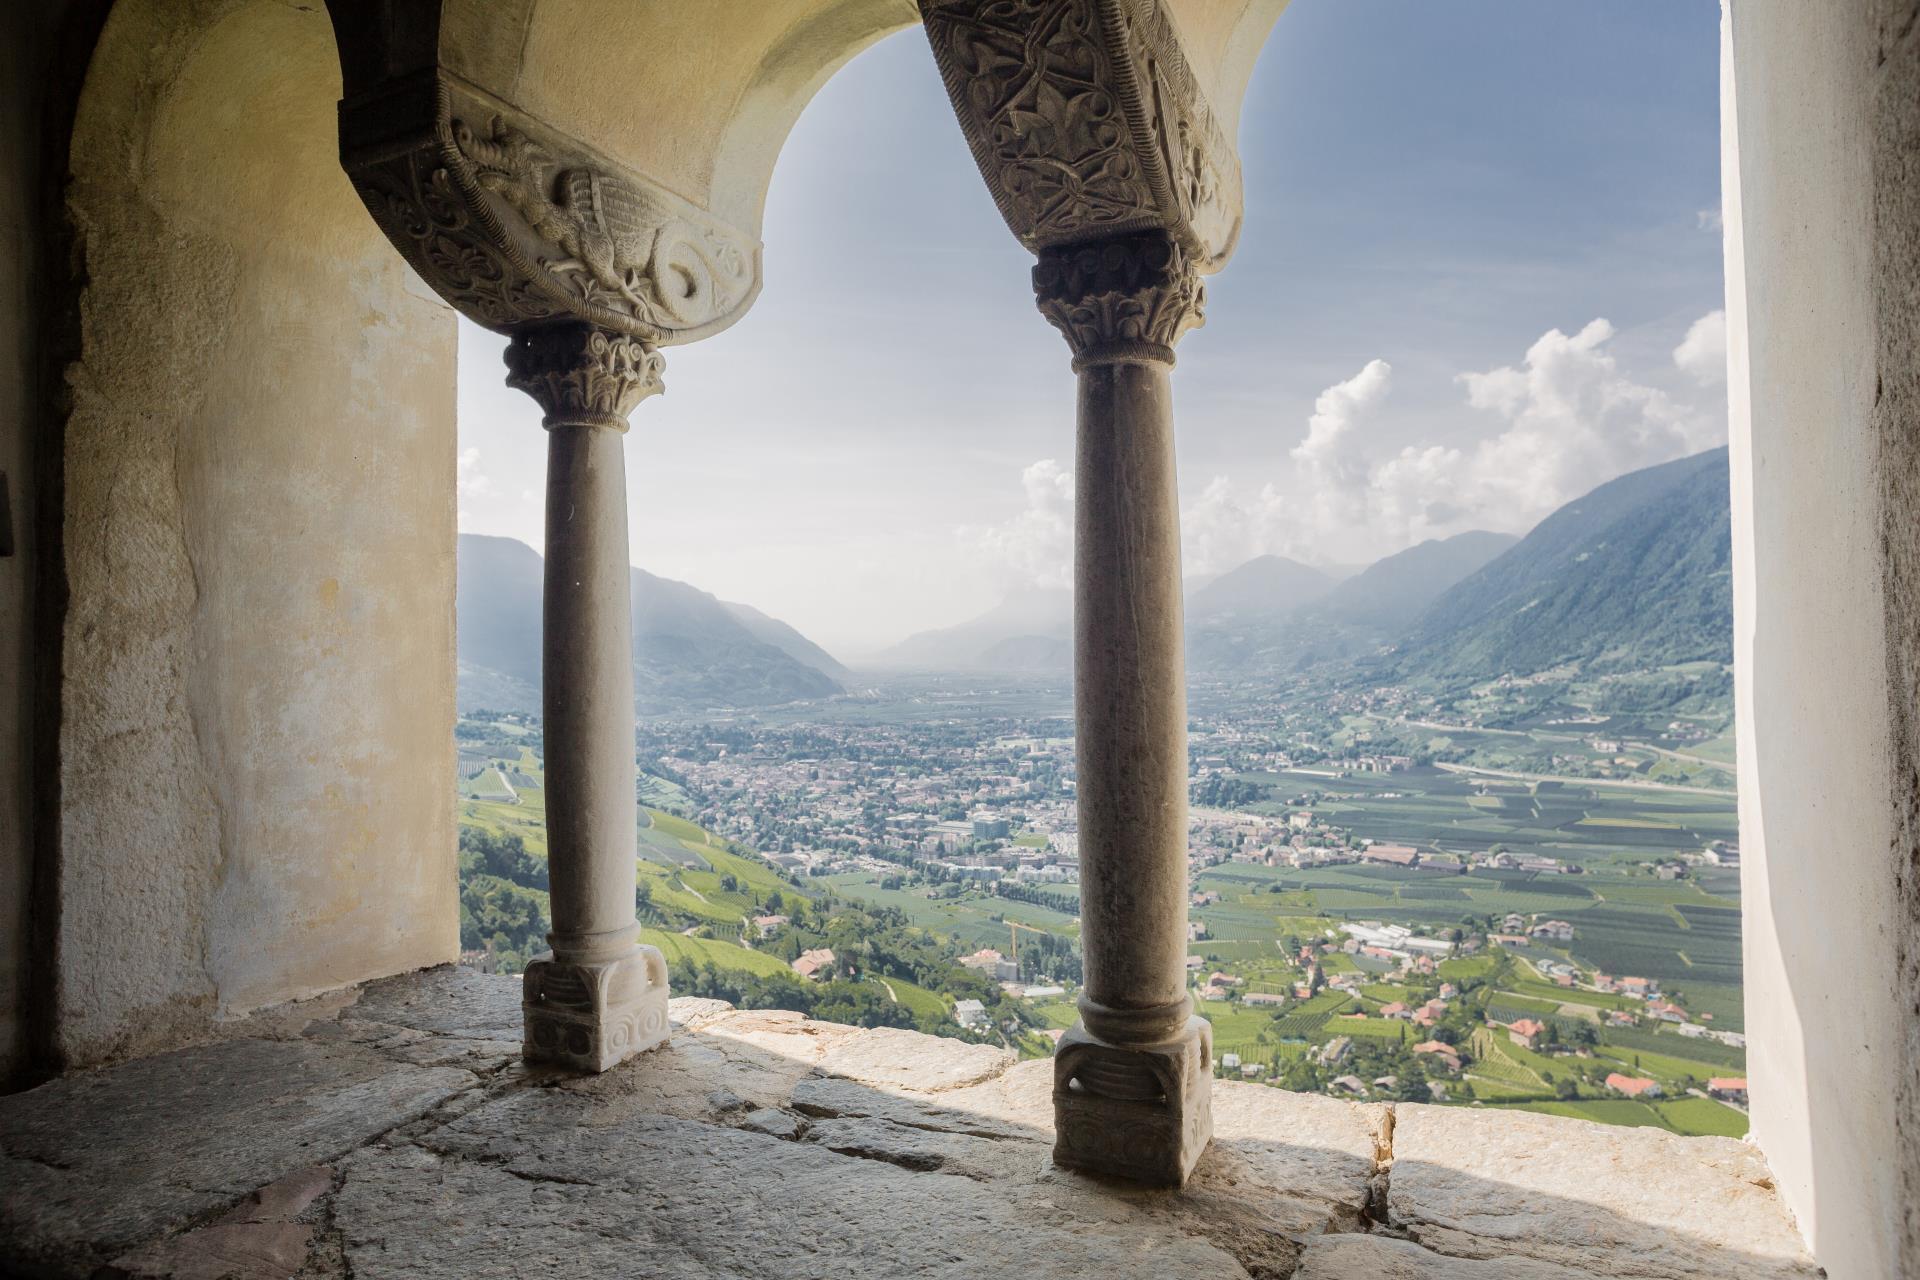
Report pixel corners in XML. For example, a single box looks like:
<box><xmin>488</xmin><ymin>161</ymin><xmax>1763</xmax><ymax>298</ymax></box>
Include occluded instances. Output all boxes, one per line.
<box><xmin>456</xmin><ymin>533</ymin><xmax>845</xmax><ymax>713</ymax></box>
<box><xmin>1187</xmin><ymin>554</ymin><xmax>1335</xmax><ymax>620</ymax></box>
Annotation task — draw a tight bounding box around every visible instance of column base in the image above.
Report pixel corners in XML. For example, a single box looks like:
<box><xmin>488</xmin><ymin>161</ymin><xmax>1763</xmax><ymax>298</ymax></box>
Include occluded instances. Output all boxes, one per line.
<box><xmin>522</xmin><ymin>944</ymin><xmax>670</xmax><ymax>1072</ymax></box>
<box><xmin>1052</xmin><ymin>1015</ymin><xmax>1213</xmax><ymax>1187</ymax></box>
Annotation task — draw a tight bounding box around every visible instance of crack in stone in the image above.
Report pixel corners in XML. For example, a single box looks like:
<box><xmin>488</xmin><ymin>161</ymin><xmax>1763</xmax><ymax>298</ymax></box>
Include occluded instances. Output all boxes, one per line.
<box><xmin>300</xmin><ymin>1166</ymin><xmax>353</xmax><ymax>1280</ymax></box>
<box><xmin>497</xmin><ymin>1165</ymin><xmax>600</xmax><ymax>1189</ymax></box>
<box><xmin>1364</xmin><ymin>1104</ymin><xmax>1396</xmax><ymax>1230</ymax></box>
<box><xmin>10</xmin><ymin>1149</ymin><xmax>77</xmax><ymax>1172</ymax></box>
<box><xmin>788</xmin><ymin>1099</ymin><xmax>1030</xmax><ymax>1144</ymax></box>
<box><xmin>802</xmin><ymin>1139</ymin><xmax>951</xmax><ymax>1175</ymax></box>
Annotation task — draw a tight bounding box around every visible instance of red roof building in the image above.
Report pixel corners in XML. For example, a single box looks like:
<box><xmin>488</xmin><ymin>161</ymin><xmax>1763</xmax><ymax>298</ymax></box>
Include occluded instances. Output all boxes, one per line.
<box><xmin>1605</xmin><ymin>1072</ymin><xmax>1663</xmax><ymax>1098</ymax></box>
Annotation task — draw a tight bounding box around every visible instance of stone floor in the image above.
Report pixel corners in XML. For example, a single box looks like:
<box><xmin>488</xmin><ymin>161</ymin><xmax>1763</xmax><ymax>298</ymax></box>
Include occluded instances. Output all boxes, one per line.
<box><xmin>0</xmin><ymin>967</ymin><xmax>1817</xmax><ymax>1279</ymax></box>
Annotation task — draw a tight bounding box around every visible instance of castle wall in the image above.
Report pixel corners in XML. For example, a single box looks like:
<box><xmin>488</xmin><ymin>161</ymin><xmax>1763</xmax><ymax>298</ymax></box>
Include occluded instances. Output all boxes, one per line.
<box><xmin>52</xmin><ymin>0</ymin><xmax>459</xmax><ymax>1064</ymax></box>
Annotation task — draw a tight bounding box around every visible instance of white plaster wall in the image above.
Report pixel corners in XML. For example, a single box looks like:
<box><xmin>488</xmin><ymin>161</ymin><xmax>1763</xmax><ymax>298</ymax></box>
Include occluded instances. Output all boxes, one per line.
<box><xmin>56</xmin><ymin>0</ymin><xmax>459</xmax><ymax>1064</ymax></box>
<box><xmin>1723</xmin><ymin>2</ymin><xmax>1916</xmax><ymax>1275</ymax></box>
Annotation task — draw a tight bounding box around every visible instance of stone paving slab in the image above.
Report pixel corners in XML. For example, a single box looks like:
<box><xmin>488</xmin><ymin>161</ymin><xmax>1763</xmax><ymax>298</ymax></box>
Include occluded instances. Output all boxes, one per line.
<box><xmin>339</xmin><ymin>1092</ymin><xmax>1256</xmax><ymax>1280</ymax></box>
<box><xmin>0</xmin><ymin>1037</ymin><xmax>474</xmax><ymax>1276</ymax></box>
<box><xmin>1387</xmin><ymin>1104</ymin><xmax>1821</xmax><ymax>1280</ymax></box>
<box><xmin>1295</xmin><ymin>1233</ymin><xmax>1612</xmax><ymax>1279</ymax></box>
<box><xmin>0</xmin><ymin>970</ymin><xmax>1823</xmax><ymax>1280</ymax></box>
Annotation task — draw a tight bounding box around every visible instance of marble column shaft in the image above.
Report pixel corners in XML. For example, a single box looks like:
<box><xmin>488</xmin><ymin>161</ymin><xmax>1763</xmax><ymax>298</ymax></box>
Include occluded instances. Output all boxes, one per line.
<box><xmin>1035</xmin><ymin>231</ymin><xmax>1214</xmax><ymax>1187</ymax></box>
<box><xmin>504</xmin><ymin>323</ymin><xmax>671</xmax><ymax>1072</ymax></box>
<box><xmin>542</xmin><ymin>421</ymin><xmax>640</xmax><ymax>964</ymax></box>
<box><xmin>1073</xmin><ymin>359</ymin><xmax>1192</xmax><ymax>1046</ymax></box>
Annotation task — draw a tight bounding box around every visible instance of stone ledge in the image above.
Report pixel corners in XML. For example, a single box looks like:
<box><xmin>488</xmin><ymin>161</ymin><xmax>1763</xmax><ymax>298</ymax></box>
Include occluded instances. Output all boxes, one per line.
<box><xmin>0</xmin><ymin>967</ymin><xmax>1818</xmax><ymax>1280</ymax></box>
<box><xmin>1386</xmin><ymin>1104</ymin><xmax>1818</xmax><ymax>1280</ymax></box>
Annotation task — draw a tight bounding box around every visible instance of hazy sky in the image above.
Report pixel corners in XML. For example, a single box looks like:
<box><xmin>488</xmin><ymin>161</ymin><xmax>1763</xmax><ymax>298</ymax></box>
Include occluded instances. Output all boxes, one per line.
<box><xmin>454</xmin><ymin>1</ymin><xmax>1726</xmax><ymax>659</ymax></box>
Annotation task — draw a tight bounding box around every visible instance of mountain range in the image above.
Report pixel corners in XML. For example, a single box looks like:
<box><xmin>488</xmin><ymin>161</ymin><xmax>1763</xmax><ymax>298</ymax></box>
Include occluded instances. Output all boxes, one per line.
<box><xmin>871</xmin><ymin>447</ymin><xmax>1730</xmax><ymax>689</ymax></box>
<box><xmin>456</xmin><ymin>535</ymin><xmax>847</xmax><ymax>714</ymax></box>
<box><xmin>875</xmin><ymin>531</ymin><xmax>1525</xmax><ymax>673</ymax></box>
<box><xmin>458</xmin><ymin>446</ymin><xmax>1733</xmax><ymax>710</ymax></box>
<box><xmin>1393</xmin><ymin>447</ymin><xmax>1732</xmax><ymax>681</ymax></box>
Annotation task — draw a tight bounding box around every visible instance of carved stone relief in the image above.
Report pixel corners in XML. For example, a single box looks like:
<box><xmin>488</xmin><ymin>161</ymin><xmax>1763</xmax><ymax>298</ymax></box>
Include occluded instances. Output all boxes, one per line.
<box><xmin>1053</xmin><ymin>1015</ymin><xmax>1214</xmax><ymax>1187</ymax></box>
<box><xmin>523</xmin><ymin>946</ymin><xmax>671</xmax><ymax>1073</ymax></box>
<box><xmin>503</xmin><ymin>323</ymin><xmax>666</xmax><ymax>430</ymax></box>
<box><xmin>1032</xmin><ymin>229</ymin><xmax>1205</xmax><ymax>365</ymax></box>
<box><xmin>341</xmin><ymin>72</ymin><xmax>761</xmax><ymax>344</ymax></box>
<box><xmin>918</xmin><ymin>0</ymin><xmax>1242</xmax><ymax>269</ymax></box>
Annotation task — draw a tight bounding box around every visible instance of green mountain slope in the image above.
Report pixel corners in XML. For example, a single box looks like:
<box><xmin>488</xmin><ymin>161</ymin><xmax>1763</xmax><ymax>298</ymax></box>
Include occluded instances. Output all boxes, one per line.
<box><xmin>722</xmin><ymin>601</ymin><xmax>852</xmax><ymax>681</ymax></box>
<box><xmin>456</xmin><ymin>534</ymin><xmax>844</xmax><ymax>712</ymax></box>
<box><xmin>1323</xmin><ymin>530</ymin><xmax>1519</xmax><ymax>629</ymax></box>
<box><xmin>1395</xmin><ymin>448</ymin><xmax>1732</xmax><ymax>681</ymax></box>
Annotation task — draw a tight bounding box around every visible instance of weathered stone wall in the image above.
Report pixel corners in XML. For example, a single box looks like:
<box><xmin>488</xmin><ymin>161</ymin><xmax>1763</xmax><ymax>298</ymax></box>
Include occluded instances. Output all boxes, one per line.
<box><xmin>53</xmin><ymin>0</ymin><xmax>459</xmax><ymax>1066</ymax></box>
<box><xmin>1871</xmin><ymin>5</ymin><xmax>1920</xmax><ymax>1275</ymax></box>
<box><xmin>1723</xmin><ymin>1</ymin><xmax>1919</xmax><ymax>1275</ymax></box>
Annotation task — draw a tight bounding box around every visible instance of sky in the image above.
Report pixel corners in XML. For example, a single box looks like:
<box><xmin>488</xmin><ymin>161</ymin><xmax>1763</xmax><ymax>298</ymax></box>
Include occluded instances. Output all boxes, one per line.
<box><xmin>454</xmin><ymin>1</ymin><xmax>1727</xmax><ymax>660</ymax></box>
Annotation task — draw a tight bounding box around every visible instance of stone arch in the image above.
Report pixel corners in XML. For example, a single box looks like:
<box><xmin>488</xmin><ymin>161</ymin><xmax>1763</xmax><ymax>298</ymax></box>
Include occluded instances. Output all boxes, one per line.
<box><xmin>40</xmin><ymin>0</ymin><xmax>1304</xmax><ymax>1071</ymax></box>
<box><xmin>54</xmin><ymin>0</ymin><xmax>460</xmax><ymax>1066</ymax></box>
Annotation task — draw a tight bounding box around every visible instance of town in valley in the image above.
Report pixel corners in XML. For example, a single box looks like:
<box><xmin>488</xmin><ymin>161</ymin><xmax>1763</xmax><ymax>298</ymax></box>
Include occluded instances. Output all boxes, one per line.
<box><xmin>456</xmin><ymin>660</ymin><xmax>1749</xmax><ymax>1140</ymax></box>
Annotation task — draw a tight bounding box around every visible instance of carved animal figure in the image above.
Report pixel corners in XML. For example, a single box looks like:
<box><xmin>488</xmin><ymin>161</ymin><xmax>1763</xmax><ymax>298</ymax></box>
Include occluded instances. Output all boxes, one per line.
<box><xmin>453</xmin><ymin>116</ymin><xmax>749</xmax><ymax>329</ymax></box>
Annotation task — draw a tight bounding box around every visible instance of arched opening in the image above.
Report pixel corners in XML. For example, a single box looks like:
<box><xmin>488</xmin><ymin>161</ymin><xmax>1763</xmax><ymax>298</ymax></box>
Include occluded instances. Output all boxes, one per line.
<box><xmin>454</xmin><ymin>7</ymin><xmax>1749</xmax><ymax>1132</ymax></box>
<box><xmin>2</xmin><ymin>0</ymin><xmax>1912</xmax><ymax>1274</ymax></box>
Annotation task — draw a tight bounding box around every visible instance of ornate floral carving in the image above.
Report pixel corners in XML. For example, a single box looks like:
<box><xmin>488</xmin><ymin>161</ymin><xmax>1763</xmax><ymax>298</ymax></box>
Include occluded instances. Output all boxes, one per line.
<box><xmin>918</xmin><ymin>0</ymin><xmax>1242</xmax><ymax>269</ymax></box>
<box><xmin>342</xmin><ymin>73</ymin><xmax>761</xmax><ymax>344</ymax></box>
<box><xmin>504</xmin><ymin>324</ymin><xmax>666</xmax><ymax>429</ymax></box>
<box><xmin>1032</xmin><ymin>230</ymin><xmax>1204</xmax><ymax>365</ymax></box>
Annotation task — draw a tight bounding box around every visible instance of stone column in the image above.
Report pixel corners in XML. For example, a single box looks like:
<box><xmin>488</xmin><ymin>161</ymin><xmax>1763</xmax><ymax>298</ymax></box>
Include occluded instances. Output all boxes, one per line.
<box><xmin>503</xmin><ymin>322</ymin><xmax>670</xmax><ymax>1072</ymax></box>
<box><xmin>1036</xmin><ymin>231</ymin><xmax>1212</xmax><ymax>1187</ymax></box>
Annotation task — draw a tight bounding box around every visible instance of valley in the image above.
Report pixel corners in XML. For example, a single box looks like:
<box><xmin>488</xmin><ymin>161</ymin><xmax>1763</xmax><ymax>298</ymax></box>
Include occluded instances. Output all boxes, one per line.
<box><xmin>451</xmin><ymin>445</ymin><xmax>1750</xmax><ymax>1138</ymax></box>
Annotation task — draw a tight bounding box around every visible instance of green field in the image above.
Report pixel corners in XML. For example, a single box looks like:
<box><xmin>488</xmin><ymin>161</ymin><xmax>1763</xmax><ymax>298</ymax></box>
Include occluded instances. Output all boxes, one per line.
<box><xmin>1495</xmin><ymin>1095</ymin><xmax>1746</xmax><ymax>1136</ymax></box>
<box><xmin>873</xmin><ymin>975</ymin><xmax>951</xmax><ymax>1020</ymax></box>
<box><xmin>642</xmin><ymin>928</ymin><xmax>795</xmax><ymax>978</ymax></box>
<box><xmin>1031</xmin><ymin>999</ymin><xmax>1080</xmax><ymax>1030</ymax></box>
<box><xmin>1235</xmin><ymin>763</ymin><xmax>1737</xmax><ymax>863</ymax></box>
<box><xmin>818</xmin><ymin>872</ymin><xmax>1080</xmax><ymax>951</ymax></box>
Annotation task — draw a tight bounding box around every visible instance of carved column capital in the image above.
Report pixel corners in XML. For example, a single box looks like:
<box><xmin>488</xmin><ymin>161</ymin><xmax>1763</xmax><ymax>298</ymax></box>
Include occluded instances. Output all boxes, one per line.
<box><xmin>504</xmin><ymin>323</ymin><xmax>664</xmax><ymax>430</ymax></box>
<box><xmin>1033</xmin><ymin>231</ymin><xmax>1205</xmax><ymax>368</ymax></box>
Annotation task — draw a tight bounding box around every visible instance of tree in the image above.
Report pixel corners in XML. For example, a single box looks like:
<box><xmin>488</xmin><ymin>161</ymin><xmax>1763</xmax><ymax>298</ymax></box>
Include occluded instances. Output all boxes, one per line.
<box><xmin>1393</xmin><ymin>1059</ymin><xmax>1430</xmax><ymax>1102</ymax></box>
<box><xmin>1554</xmin><ymin>1077</ymin><xmax>1581</xmax><ymax>1100</ymax></box>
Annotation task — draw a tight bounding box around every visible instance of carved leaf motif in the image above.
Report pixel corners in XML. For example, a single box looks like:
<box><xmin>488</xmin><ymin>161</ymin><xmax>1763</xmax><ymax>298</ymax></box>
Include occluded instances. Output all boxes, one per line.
<box><xmin>919</xmin><ymin>0</ymin><xmax>1241</xmax><ymax>267</ymax></box>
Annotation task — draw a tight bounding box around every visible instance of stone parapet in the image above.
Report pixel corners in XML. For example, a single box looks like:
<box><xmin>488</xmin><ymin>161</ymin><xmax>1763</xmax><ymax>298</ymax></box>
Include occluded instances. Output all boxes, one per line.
<box><xmin>0</xmin><ymin>968</ymin><xmax>1819</xmax><ymax>1279</ymax></box>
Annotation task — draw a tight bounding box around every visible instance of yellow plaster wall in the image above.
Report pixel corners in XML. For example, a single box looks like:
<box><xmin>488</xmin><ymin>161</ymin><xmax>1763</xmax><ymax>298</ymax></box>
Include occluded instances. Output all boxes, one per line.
<box><xmin>58</xmin><ymin>0</ymin><xmax>458</xmax><ymax>1063</ymax></box>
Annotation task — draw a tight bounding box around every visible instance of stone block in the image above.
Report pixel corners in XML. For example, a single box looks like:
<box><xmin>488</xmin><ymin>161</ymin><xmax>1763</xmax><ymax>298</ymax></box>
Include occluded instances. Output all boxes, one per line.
<box><xmin>522</xmin><ymin>944</ymin><xmax>669</xmax><ymax>1072</ymax></box>
<box><xmin>1051</xmin><ymin>1015</ymin><xmax>1213</xmax><ymax>1187</ymax></box>
<box><xmin>1388</xmin><ymin>1103</ymin><xmax>1820</xmax><ymax>1279</ymax></box>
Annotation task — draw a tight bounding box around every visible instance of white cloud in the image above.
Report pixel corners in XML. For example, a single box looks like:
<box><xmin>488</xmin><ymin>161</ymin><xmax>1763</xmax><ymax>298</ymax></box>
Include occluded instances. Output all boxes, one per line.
<box><xmin>958</xmin><ymin>458</ymin><xmax>1074</xmax><ymax>591</ymax></box>
<box><xmin>1434</xmin><ymin>317</ymin><xmax>1723</xmax><ymax>532</ymax></box>
<box><xmin>1291</xmin><ymin>358</ymin><xmax>1393</xmax><ymax>480</ymax></box>
<box><xmin>1180</xmin><ymin>317</ymin><xmax>1727</xmax><ymax>570</ymax></box>
<box><xmin>1673</xmin><ymin>309</ymin><xmax>1728</xmax><ymax>385</ymax></box>
<box><xmin>1696</xmin><ymin>207</ymin><xmax>1724</xmax><ymax>232</ymax></box>
<box><xmin>456</xmin><ymin>447</ymin><xmax>495</xmax><ymax>529</ymax></box>
<box><xmin>1183</xmin><ymin>475</ymin><xmax>1292</xmax><ymax>577</ymax></box>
